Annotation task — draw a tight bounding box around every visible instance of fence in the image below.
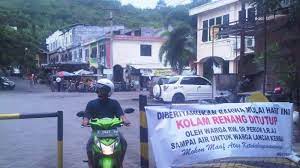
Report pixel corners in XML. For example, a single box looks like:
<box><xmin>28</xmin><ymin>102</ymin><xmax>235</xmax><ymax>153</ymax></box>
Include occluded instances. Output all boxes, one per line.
<box><xmin>0</xmin><ymin>111</ymin><xmax>63</xmax><ymax>168</ymax></box>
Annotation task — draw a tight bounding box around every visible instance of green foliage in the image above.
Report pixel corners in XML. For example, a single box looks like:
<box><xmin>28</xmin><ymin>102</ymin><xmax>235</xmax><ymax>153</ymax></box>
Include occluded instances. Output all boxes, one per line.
<box><xmin>157</xmin><ymin>0</ymin><xmax>211</xmax><ymax>74</ymax></box>
<box><xmin>159</xmin><ymin>24</ymin><xmax>196</xmax><ymax>74</ymax></box>
<box><xmin>0</xmin><ymin>26</ymin><xmax>38</xmax><ymax>69</ymax></box>
<box><xmin>252</xmin><ymin>0</ymin><xmax>300</xmax><ymax>91</ymax></box>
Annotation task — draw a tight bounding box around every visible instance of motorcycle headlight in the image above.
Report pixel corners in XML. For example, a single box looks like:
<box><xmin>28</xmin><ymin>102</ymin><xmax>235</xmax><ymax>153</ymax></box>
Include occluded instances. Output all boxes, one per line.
<box><xmin>100</xmin><ymin>143</ymin><xmax>115</xmax><ymax>155</ymax></box>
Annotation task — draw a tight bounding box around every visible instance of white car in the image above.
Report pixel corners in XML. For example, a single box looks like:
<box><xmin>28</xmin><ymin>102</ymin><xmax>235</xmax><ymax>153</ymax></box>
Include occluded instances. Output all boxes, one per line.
<box><xmin>153</xmin><ymin>76</ymin><xmax>212</xmax><ymax>103</ymax></box>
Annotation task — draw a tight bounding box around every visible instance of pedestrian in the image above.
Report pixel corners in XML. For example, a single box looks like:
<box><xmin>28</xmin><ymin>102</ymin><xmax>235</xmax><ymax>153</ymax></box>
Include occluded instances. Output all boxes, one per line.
<box><xmin>29</xmin><ymin>73</ymin><xmax>34</xmax><ymax>88</ymax></box>
<box><xmin>56</xmin><ymin>76</ymin><xmax>62</xmax><ymax>92</ymax></box>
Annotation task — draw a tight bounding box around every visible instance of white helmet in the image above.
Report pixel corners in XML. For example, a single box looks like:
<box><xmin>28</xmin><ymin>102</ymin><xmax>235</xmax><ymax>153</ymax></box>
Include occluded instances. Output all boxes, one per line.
<box><xmin>96</xmin><ymin>79</ymin><xmax>114</xmax><ymax>97</ymax></box>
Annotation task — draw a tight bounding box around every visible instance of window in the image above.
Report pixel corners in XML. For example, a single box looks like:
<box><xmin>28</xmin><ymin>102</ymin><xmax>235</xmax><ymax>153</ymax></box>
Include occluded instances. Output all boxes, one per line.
<box><xmin>74</xmin><ymin>50</ymin><xmax>77</xmax><ymax>59</ymax></box>
<box><xmin>203</xmin><ymin>14</ymin><xmax>229</xmax><ymax>42</ymax></box>
<box><xmin>215</xmin><ymin>16</ymin><xmax>222</xmax><ymax>39</ymax></box>
<box><xmin>222</xmin><ymin>14</ymin><xmax>229</xmax><ymax>38</ymax></box>
<box><xmin>180</xmin><ymin>77</ymin><xmax>196</xmax><ymax>85</ymax></box>
<box><xmin>216</xmin><ymin>16</ymin><xmax>222</xmax><ymax>25</ymax></box>
<box><xmin>208</xmin><ymin>18</ymin><xmax>215</xmax><ymax>41</ymax></box>
<box><xmin>140</xmin><ymin>45</ymin><xmax>152</xmax><ymax>56</ymax></box>
<box><xmin>79</xmin><ymin>49</ymin><xmax>82</xmax><ymax>58</ymax></box>
<box><xmin>247</xmin><ymin>8</ymin><xmax>255</xmax><ymax>23</ymax></box>
<box><xmin>85</xmin><ymin>49</ymin><xmax>89</xmax><ymax>59</ymax></box>
<box><xmin>91</xmin><ymin>47</ymin><xmax>97</xmax><ymax>58</ymax></box>
<box><xmin>68</xmin><ymin>52</ymin><xmax>72</xmax><ymax>61</ymax></box>
<box><xmin>202</xmin><ymin>20</ymin><xmax>208</xmax><ymax>42</ymax></box>
<box><xmin>99</xmin><ymin>44</ymin><xmax>106</xmax><ymax>64</ymax></box>
<box><xmin>194</xmin><ymin>77</ymin><xmax>211</xmax><ymax>85</ymax></box>
<box><xmin>167</xmin><ymin>77</ymin><xmax>179</xmax><ymax>84</ymax></box>
<box><xmin>99</xmin><ymin>44</ymin><xmax>106</xmax><ymax>58</ymax></box>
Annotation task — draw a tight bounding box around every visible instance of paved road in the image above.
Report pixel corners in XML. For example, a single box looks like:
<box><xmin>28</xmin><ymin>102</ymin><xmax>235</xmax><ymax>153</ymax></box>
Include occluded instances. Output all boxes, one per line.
<box><xmin>1</xmin><ymin>78</ymin><xmax>300</xmax><ymax>168</ymax></box>
<box><xmin>0</xmin><ymin>78</ymin><xmax>141</xmax><ymax>168</ymax></box>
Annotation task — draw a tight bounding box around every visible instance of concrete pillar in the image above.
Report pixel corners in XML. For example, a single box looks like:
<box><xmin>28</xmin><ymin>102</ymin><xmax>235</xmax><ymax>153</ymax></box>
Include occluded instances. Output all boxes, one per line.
<box><xmin>197</xmin><ymin>63</ymin><xmax>204</xmax><ymax>76</ymax></box>
<box><xmin>229</xmin><ymin>60</ymin><xmax>238</xmax><ymax>74</ymax></box>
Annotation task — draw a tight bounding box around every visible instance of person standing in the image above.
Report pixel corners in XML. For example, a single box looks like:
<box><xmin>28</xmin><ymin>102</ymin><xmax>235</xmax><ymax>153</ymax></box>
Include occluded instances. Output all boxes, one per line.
<box><xmin>56</xmin><ymin>76</ymin><xmax>62</xmax><ymax>92</ymax></box>
<box><xmin>29</xmin><ymin>73</ymin><xmax>34</xmax><ymax>88</ymax></box>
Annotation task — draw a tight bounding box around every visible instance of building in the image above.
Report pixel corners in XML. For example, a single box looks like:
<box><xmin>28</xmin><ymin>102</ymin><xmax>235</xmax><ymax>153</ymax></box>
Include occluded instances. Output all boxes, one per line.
<box><xmin>46</xmin><ymin>24</ymin><xmax>124</xmax><ymax>65</ymax></box>
<box><xmin>189</xmin><ymin>0</ymin><xmax>255</xmax><ymax>78</ymax></box>
<box><xmin>82</xmin><ymin>28</ymin><xmax>167</xmax><ymax>88</ymax></box>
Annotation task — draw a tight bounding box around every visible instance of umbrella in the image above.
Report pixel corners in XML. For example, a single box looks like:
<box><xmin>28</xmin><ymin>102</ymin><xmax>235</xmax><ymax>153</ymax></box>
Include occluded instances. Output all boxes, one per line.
<box><xmin>73</xmin><ymin>69</ymin><xmax>94</xmax><ymax>75</ymax></box>
<box><xmin>56</xmin><ymin>71</ymin><xmax>75</xmax><ymax>77</ymax></box>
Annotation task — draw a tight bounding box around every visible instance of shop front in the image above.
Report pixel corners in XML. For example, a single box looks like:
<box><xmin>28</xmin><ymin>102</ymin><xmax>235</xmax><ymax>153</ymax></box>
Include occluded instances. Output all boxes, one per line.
<box><xmin>125</xmin><ymin>64</ymin><xmax>173</xmax><ymax>91</ymax></box>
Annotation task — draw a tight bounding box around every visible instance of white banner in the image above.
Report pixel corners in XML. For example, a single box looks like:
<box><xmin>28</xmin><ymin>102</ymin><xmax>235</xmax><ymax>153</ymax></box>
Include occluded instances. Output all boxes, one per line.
<box><xmin>145</xmin><ymin>103</ymin><xmax>293</xmax><ymax>168</ymax></box>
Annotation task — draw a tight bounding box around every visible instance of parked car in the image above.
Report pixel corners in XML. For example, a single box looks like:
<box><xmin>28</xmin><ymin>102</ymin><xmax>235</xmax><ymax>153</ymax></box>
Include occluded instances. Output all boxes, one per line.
<box><xmin>0</xmin><ymin>76</ymin><xmax>15</xmax><ymax>90</ymax></box>
<box><xmin>153</xmin><ymin>75</ymin><xmax>212</xmax><ymax>103</ymax></box>
<box><xmin>150</xmin><ymin>76</ymin><xmax>171</xmax><ymax>98</ymax></box>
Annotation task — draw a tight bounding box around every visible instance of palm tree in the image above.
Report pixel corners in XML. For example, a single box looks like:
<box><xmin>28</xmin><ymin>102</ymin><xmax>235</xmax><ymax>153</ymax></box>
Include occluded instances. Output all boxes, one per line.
<box><xmin>159</xmin><ymin>25</ymin><xmax>196</xmax><ymax>74</ymax></box>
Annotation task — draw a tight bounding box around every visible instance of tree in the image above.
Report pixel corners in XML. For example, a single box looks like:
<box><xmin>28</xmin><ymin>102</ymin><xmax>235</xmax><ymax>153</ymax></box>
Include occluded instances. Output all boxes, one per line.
<box><xmin>159</xmin><ymin>25</ymin><xmax>196</xmax><ymax>74</ymax></box>
<box><xmin>156</xmin><ymin>0</ymin><xmax>167</xmax><ymax>9</ymax></box>
<box><xmin>0</xmin><ymin>25</ymin><xmax>38</xmax><ymax>71</ymax></box>
<box><xmin>251</xmin><ymin>0</ymin><xmax>300</xmax><ymax>100</ymax></box>
<box><xmin>191</xmin><ymin>0</ymin><xmax>211</xmax><ymax>7</ymax></box>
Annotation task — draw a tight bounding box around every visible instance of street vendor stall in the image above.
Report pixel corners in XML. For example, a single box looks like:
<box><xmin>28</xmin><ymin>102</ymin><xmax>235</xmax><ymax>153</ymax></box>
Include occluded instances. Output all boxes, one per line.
<box><xmin>125</xmin><ymin>63</ymin><xmax>173</xmax><ymax>91</ymax></box>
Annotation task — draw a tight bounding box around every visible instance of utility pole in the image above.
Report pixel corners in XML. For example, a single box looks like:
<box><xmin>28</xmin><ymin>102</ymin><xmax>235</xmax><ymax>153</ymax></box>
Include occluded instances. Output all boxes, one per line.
<box><xmin>109</xmin><ymin>10</ymin><xmax>113</xmax><ymax>68</ymax></box>
<box><xmin>263</xmin><ymin>7</ymin><xmax>267</xmax><ymax>95</ymax></box>
<box><xmin>211</xmin><ymin>26</ymin><xmax>216</xmax><ymax>99</ymax></box>
<box><xmin>240</xmin><ymin>0</ymin><xmax>246</xmax><ymax>75</ymax></box>
<box><xmin>98</xmin><ymin>8</ymin><xmax>116</xmax><ymax>79</ymax></box>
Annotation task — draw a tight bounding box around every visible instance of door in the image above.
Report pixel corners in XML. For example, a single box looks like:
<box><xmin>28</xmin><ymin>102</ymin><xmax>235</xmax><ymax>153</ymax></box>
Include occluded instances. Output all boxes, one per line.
<box><xmin>194</xmin><ymin>77</ymin><xmax>212</xmax><ymax>100</ymax></box>
<box><xmin>180</xmin><ymin>77</ymin><xmax>198</xmax><ymax>100</ymax></box>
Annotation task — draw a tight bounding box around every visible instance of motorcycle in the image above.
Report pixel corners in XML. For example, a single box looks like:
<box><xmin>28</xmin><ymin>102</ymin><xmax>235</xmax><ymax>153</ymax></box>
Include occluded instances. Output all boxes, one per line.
<box><xmin>0</xmin><ymin>76</ymin><xmax>15</xmax><ymax>90</ymax></box>
<box><xmin>76</xmin><ymin>108</ymin><xmax>134</xmax><ymax>168</ymax></box>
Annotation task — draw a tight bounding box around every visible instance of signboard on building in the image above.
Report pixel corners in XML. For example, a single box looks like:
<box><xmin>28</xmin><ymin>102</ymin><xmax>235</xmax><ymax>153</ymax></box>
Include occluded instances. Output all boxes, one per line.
<box><xmin>145</xmin><ymin>102</ymin><xmax>293</xmax><ymax>168</ymax></box>
<box><xmin>103</xmin><ymin>69</ymin><xmax>113</xmax><ymax>75</ymax></box>
<box><xmin>153</xmin><ymin>69</ymin><xmax>173</xmax><ymax>76</ymax></box>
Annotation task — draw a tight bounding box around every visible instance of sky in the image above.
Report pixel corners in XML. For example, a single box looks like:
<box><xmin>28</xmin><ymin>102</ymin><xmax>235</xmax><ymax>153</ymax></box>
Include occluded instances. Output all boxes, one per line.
<box><xmin>119</xmin><ymin>0</ymin><xmax>192</xmax><ymax>9</ymax></box>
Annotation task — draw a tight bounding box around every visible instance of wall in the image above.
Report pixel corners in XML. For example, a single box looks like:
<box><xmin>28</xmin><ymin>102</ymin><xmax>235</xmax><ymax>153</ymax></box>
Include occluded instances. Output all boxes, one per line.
<box><xmin>196</xmin><ymin>1</ymin><xmax>241</xmax><ymax>62</ymax></box>
<box><xmin>111</xmin><ymin>39</ymin><xmax>164</xmax><ymax>67</ymax></box>
<box><xmin>46</xmin><ymin>30</ymin><xmax>63</xmax><ymax>52</ymax></box>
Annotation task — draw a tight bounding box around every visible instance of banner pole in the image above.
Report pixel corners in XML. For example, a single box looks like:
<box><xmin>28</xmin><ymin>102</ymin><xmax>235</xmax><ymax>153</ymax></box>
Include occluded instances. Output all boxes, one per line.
<box><xmin>139</xmin><ymin>95</ymin><xmax>149</xmax><ymax>168</ymax></box>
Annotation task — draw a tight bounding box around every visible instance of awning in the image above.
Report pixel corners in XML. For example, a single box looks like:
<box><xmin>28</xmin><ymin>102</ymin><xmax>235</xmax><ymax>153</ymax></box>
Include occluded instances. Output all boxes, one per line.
<box><xmin>195</xmin><ymin>56</ymin><xmax>225</xmax><ymax>64</ymax></box>
<box><xmin>73</xmin><ymin>69</ymin><xmax>94</xmax><ymax>75</ymax></box>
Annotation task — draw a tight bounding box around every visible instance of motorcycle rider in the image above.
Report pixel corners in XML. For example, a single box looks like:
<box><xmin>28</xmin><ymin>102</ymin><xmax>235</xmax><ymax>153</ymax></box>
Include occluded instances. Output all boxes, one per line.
<box><xmin>82</xmin><ymin>78</ymin><xmax>131</xmax><ymax>168</ymax></box>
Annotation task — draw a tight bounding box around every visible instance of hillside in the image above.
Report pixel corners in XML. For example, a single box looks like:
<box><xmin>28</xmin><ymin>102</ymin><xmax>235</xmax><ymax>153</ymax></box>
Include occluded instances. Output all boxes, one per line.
<box><xmin>0</xmin><ymin>0</ymin><xmax>209</xmax><ymax>68</ymax></box>
<box><xmin>0</xmin><ymin>0</ymin><xmax>178</xmax><ymax>41</ymax></box>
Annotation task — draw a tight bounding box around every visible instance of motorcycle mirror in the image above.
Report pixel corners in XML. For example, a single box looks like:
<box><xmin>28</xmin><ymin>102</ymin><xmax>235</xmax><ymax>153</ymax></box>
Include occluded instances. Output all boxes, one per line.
<box><xmin>76</xmin><ymin>111</ymin><xmax>85</xmax><ymax>117</ymax></box>
<box><xmin>124</xmin><ymin>108</ymin><xmax>135</xmax><ymax>114</ymax></box>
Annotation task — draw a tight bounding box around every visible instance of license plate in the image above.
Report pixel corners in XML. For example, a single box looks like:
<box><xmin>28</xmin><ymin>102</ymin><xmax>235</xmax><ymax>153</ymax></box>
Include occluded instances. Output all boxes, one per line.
<box><xmin>96</xmin><ymin>130</ymin><xmax>119</xmax><ymax>138</ymax></box>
